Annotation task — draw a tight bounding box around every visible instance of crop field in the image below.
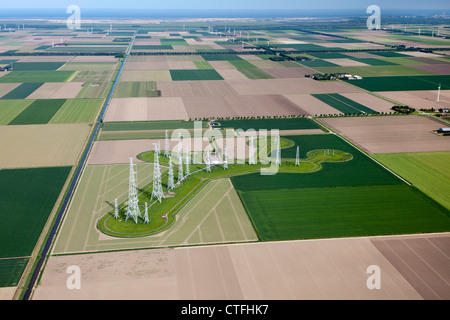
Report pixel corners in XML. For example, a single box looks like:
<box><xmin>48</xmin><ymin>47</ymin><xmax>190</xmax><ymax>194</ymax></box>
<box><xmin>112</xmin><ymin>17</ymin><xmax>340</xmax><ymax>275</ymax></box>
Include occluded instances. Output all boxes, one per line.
<box><xmin>48</xmin><ymin>98</ymin><xmax>104</xmax><ymax>124</ymax></box>
<box><xmin>214</xmin><ymin>117</ymin><xmax>322</xmax><ymax>131</ymax></box>
<box><xmin>0</xmin><ymin>71</ymin><xmax>76</xmax><ymax>83</ymax></box>
<box><xmin>0</xmin><ymin>258</ymin><xmax>28</xmax><ymax>288</ymax></box>
<box><xmin>373</xmin><ymin>152</ymin><xmax>450</xmax><ymax>210</ymax></box>
<box><xmin>237</xmin><ymin>68</ymin><xmax>274</xmax><ymax>80</ymax></box>
<box><xmin>230</xmin><ymin>134</ymin><xmax>450</xmax><ymax>241</ymax></box>
<box><xmin>342</xmin><ymin>75</ymin><xmax>450</xmax><ymax>91</ymax></box>
<box><xmin>169</xmin><ymin>69</ymin><xmax>224</xmax><ymax>81</ymax></box>
<box><xmin>237</xmin><ymin>184</ymin><xmax>450</xmax><ymax>241</ymax></box>
<box><xmin>0</xmin><ymin>100</ymin><xmax>33</xmax><ymax>124</ymax></box>
<box><xmin>312</xmin><ymin>93</ymin><xmax>378</xmax><ymax>114</ymax></box>
<box><xmin>4</xmin><ymin>19</ymin><xmax>450</xmax><ymax>301</ymax></box>
<box><xmin>0</xmin><ymin>123</ymin><xmax>91</xmax><ymax>168</ymax></box>
<box><xmin>319</xmin><ymin>116</ymin><xmax>450</xmax><ymax>154</ymax></box>
<box><xmin>8</xmin><ymin>99</ymin><xmax>67</xmax><ymax>125</ymax></box>
<box><xmin>1</xmin><ymin>83</ymin><xmax>43</xmax><ymax>99</ymax></box>
<box><xmin>113</xmin><ymin>81</ymin><xmax>158</xmax><ymax>97</ymax></box>
<box><xmin>0</xmin><ymin>166</ymin><xmax>71</xmax><ymax>258</ymax></box>
<box><xmin>11</xmin><ymin>62</ymin><xmax>66</xmax><ymax>71</ymax></box>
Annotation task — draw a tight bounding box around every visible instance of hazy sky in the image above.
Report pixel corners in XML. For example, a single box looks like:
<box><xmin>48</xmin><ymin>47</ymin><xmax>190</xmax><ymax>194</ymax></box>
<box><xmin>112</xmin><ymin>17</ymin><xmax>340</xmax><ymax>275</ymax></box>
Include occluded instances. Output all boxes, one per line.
<box><xmin>2</xmin><ymin>0</ymin><xmax>449</xmax><ymax>10</ymax></box>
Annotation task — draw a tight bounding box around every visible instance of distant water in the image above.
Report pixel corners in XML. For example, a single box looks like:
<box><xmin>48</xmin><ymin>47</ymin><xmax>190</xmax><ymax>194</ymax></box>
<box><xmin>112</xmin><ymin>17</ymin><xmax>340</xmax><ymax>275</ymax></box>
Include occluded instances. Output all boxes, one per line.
<box><xmin>0</xmin><ymin>8</ymin><xmax>447</xmax><ymax>19</ymax></box>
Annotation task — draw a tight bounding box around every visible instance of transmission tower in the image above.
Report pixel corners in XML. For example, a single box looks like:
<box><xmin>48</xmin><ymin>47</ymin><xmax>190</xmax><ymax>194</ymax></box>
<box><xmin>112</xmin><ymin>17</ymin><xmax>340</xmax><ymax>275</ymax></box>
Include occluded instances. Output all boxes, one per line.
<box><xmin>143</xmin><ymin>202</ymin><xmax>149</xmax><ymax>224</ymax></box>
<box><xmin>151</xmin><ymin>144</ymin><xmax>164</xmax><ymax>202</ymax></box>
<box><xmin>185</xmin><ymin>152</ymin><xmax>190</xmax><ymax>177</ymax></box>
<box><xmin>295</xmin><ymin>145</ymin><xmax>300</xmax><ymax>166</ymax></box>
<box><xmin>223</xmin><ymin>144</ymin><xmax>228</xmax><ymax>170</ymax></box>
<box><xmin>113</xmin><ymin>198</ymin><xmax>119</xmax><ymax>219</ymax></box>
<box><xmin>164</xmin><ymin>130</ymin><xmax>170</xmax><ymax>157</ymax></box>
<box><xmin>125</xmin><ymin>157</ymin><xmax>141</xmax><ymax>223</ymax></box>
<box><xmin>168</xmin><ymin>156</ymin><xmax>175</xmax><ymax>190</ymax></box>
<box><xmin>249</xmin><ymin>137</ymin><xmax>257</xmax><ymax>165</ymax></box>
<box><xmin>206</xmin><ymin>150</ymin><xmax>211</xmax><ymax>172</ymax></box>
<box><xmin>275</xmin><ymin>136</ymin><xmax>281</xmax><ymax>167</ymax></box>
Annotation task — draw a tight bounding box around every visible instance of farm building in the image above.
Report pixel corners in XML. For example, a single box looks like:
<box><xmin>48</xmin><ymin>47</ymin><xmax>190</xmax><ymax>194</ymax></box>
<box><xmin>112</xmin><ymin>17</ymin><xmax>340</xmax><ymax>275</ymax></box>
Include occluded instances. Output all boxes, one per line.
<box><xmin>437</xmin><ymin>128</ymin><xmax>450</xmax><ymax>134</ymax></box>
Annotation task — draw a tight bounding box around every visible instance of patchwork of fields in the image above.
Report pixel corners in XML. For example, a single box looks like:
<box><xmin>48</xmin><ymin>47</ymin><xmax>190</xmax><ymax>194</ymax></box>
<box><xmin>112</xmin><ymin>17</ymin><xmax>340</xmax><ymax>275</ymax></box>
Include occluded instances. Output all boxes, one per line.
<box><xmin>1</xmin><ymin>20</ymin><xmax>450</xmax><ymax>300</ymax></box>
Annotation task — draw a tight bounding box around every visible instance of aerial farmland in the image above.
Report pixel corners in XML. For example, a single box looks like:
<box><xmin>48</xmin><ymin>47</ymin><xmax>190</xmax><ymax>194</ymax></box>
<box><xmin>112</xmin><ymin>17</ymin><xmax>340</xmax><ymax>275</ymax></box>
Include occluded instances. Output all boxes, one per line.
<box><xmin>0</xmin><ymin>5</ymin><xmax>449</xmax><ymax>304</ymax></box>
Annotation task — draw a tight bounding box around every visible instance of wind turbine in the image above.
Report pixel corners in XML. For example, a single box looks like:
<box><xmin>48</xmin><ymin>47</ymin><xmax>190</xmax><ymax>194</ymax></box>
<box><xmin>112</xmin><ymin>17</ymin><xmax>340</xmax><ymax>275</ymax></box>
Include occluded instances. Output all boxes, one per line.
<box><xmin>437</xmin><ymin>83</ymin><xmax>441</xmax><ymax>102</ymax></box>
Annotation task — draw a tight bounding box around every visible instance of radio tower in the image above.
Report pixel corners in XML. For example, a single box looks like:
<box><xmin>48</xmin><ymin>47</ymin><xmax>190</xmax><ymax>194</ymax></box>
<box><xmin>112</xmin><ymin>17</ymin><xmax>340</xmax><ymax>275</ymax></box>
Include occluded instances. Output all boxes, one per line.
<box><xmin>151</xmin><ymin>144</ymin><xmax>164</xmax><ymax>202</ymax></box>
<box><xmin>125</xmin><ymin>158</ymin><xmax>141</xmax><ymax>223</ymax></box>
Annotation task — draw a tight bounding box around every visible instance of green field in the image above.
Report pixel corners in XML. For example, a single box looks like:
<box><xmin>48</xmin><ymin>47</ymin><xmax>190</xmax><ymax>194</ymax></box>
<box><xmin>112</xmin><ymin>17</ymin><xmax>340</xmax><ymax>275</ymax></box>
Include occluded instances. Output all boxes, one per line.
<box><xmin>236</xmin><ymin>184</ymin><xmax>450</xmax><ymax>241</ymax></box>
<box><xmin>113</xmin><ymin>81</ymin><xmax>158</xmax><ymax>97</ymax></box>
<box><xmin>237</xmin><ymin>68</ymin><xmax>274</xmax><ymax>79</ymax></box>
<box><xmin>9</xmin><ymin>99</ymin><xmax>67</xmax><ymax>125</ymax></box>
<box><xmin>0</xmin><ymin>71</ymin><xmax>76</xmax><ymax>83</ymax></box>
<box><xmin>0</xmin><ymin>166</ymin><xmax>71</xmax><ymax>258</ymax></box>
<box><xmin>193</xmin><ymin>61</ymin><xmax>214</xmax><ymax>70</ymax></box>
<box><xmin>312</xmin><ymin>93</ymin><xmax>378</xmax><ymax>114</ymax></box>
<box><xmin>160</xmin><ymin>39</ymin><xmax>188</xmax><ymax>45</ymax></box>
<box><xmin>132</xmin><ymin>45</ymin><xmax>173</xmax><ymax>50</ymax></box>
<box><xmin>315</xmin><ymin>65</ymin><xmax>434</xmax><ymax>77</ymax></box>
<box><xmin>297</xmin><ymin>59</ymin><xmax>340</xmax><ymax>67</ymax></box>
<box><xmin>230</xmin><ymin>134</ymin><xmax>450</xmax><ymax>241</ymax></box>
<box><xmin>75</xmin><ymin>81</ymin><xmax>112</xmax><ymax>99</ymax></box>
<box><xmin>11</xmin><ymin>62</ymin><xmax>66</xmax><ymax>71</ymax></box>
<box><xmin>169</xmin><ymin>69</ymin><xmax>224</xmax><ymax>81</ymax></box>
<box><xmin>201</xmin><ymin>54</ymin><xmax>243</xmax><ymax>61</ymax></box>
<box><xmin>0</xmin><ymin>258</ymin><xmax>29</xmax><ymax>287</ymax></box>
<box><xmin>228</xmin><ymin>60</ymin><xmax>258</xmax><ymax>69</ymax></box>
<box><xmin>373</xmin><ymin>152</ymin><xmax>450</xmax><ymax>210</ymax></box>
<box><xmin>0</xmin><ymin>100</ymin><xmax>33</xmax><ymax>124</ymax></box>
<box><xmin>59</xmin><ymin>62</ymin><xmax>117</xmax><ymax>71</ymax></box>
<box><xmin>342</xmin><ymin>75</ymin><xmax>450</xmax><ymax>91</ymax></box>
<box><xmin>49</xmin><ymin>98</ymin><xmax>104</xmax><ymax>124</ymax></box>
<box><xmin>101</xmin><ymin>120</ymin><xmax>207</xmax><ymax>132</ymax></box>
<box><xmin>214</xmin><ymin>118</ymin><xmax>322</xmax><ymax>131</ymax></box>
<box><xmin>371</xmin><ymin>51</ymin><xmax>410</xmax><ymax>57</ymax></box>
<box><xmin>1</xmin><ymin>83</ymin><xmax>43</xmax><ymax>99</ymax></box>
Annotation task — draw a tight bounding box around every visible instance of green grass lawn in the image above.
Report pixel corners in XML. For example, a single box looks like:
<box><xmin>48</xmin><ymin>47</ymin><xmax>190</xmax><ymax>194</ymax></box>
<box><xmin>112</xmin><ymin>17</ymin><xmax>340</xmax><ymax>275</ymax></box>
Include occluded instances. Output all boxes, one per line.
<box><xmin>372</xmin><ymin>152</ymin><xmax>450</xmax><ymax>210</ymax></box>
